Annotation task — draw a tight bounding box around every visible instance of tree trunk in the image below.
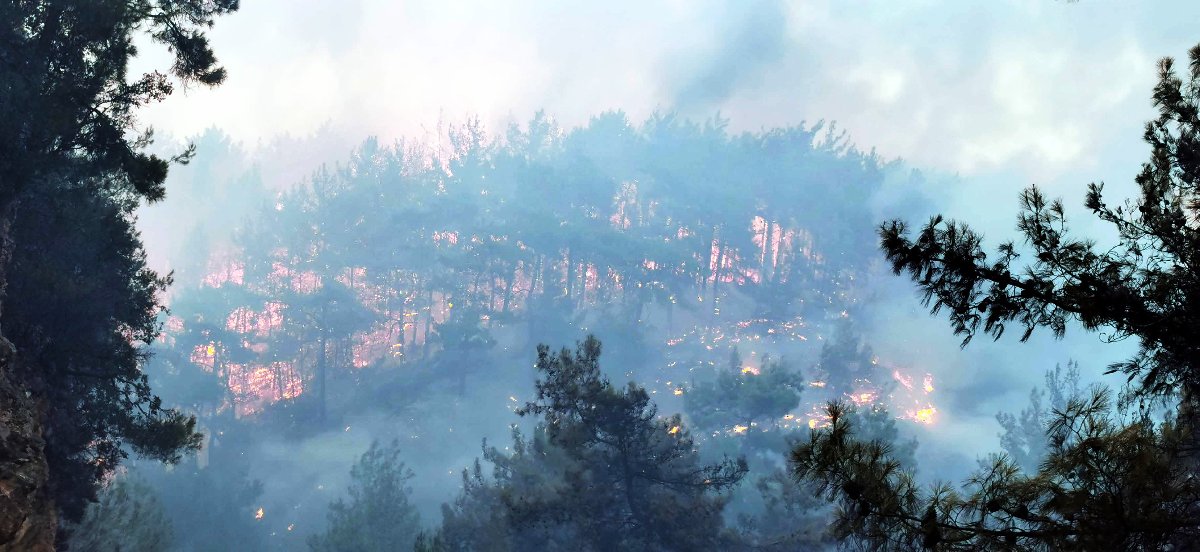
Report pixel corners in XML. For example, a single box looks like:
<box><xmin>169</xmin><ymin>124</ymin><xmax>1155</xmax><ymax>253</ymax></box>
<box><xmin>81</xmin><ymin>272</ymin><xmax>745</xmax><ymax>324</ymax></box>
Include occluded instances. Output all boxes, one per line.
<box><xmin>317</xmin><ymin>309</ymin><xmax>327</xmax><ymax>422</ymax></box>
<box><xmin>531</xmin><ymin>255</ymin><xmax>544</xmax><ymax>298</ymax></box>
<box><xmin>0</xmin><ymin>339</ymin><xmax>56</xmax><ymax>551</ymax></box>
<box><xmin>0</xmin><ymin>201</ymin><xmax>19</xmax><ymax>336</ymax></box>
<box><xmin>501</xmin><ymin>263</ymin><xmax>517</xmax><ymax>315</ymax></box>
<box><xmin>708</xmin><ymin>232</ymin><xmax>726</xmax><ymax>334</ymax></box>
<box><xmin>761</xmin><ymin>218</ymin><xmax>773</xmax><ymax>284</ymax></box>
<box><xmin>422</xmin><ymin>289</ymin><xmax>434</xmax><ymax>359</ymax></box>
<box><xmin>564</xmin><ymin>249</ymin><xmax>573</xmax><ymax>300</ymax></box>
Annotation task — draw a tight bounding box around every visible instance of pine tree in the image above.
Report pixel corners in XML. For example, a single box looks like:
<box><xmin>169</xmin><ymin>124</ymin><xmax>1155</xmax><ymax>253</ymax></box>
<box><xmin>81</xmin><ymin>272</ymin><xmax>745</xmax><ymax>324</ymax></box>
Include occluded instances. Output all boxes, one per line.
<box><xmin>5</xmin><ymin>184</ymin><xmax>202</xmax><ymax>522</ymax></box>
<box><xmin>790</xmin><ymin>43</ymin><xmax>1200</xmax><ymax>550</ymax></box>
<box><xmin>814</xmin><ymin>318</ymin><xmax>878</xmax><ymax>396</ymax></box>
<box><xmin>308</xmin><ymin>440</ymin><xmax>421</xmax><ymax>552</ymax></box>
<box><xmin>0</xmin><ymin>1</ymin><xmax>236</xmax><ymax>540</ymax></box>
<box><xmin>0</xmin><ymin>0</ymin><xmax>237</xmax><ymax>318</ymax></box>
<box><xmin>996</xmin><ymin>362</ymin><xmax>1082</xmax><ymax>473</ymax></box>
<box><xmin>429</xmin><ymin>304</ymin><xmax>496</xmax><ymax>396</ymax></box>
<box><xmin>430</xmin><ymin>336</ymin><xmax>748</xmax><ymax>551</ymax></box>
<box><xmin>684</xmin><ymin>349</ymin><xmax>805</xmax><ymax>439</ymax></box>
<box><xmin>65</xmin><ymin>476</ymin><xmax>172</xmax><ymax>552</ymax></box>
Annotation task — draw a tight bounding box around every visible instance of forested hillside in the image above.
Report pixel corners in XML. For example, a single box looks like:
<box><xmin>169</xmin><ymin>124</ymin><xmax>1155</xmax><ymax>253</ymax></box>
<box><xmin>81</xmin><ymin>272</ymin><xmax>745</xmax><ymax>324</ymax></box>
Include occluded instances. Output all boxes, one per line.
<box><xmin>7</xmin><ymin>2</ymin><xmax>1197</xmax><ymax>551</ymax></box>
<box><xmin>125</xmin><ymin>114</ymin><xmax>941</xmax><ymax>549</ymax></box>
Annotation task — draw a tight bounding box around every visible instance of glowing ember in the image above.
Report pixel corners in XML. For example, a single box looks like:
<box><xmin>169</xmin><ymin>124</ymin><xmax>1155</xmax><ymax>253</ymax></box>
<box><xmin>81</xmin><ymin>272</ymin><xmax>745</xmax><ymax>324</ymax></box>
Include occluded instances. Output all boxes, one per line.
<box><xmin>201</xmin><ymin>258</ymin><xmax>244</xmax><ymax>288</ymax></box>
<box><xmin>849</xmin><ymin>391</ymin><xmax>876</xmax><ymax>406</ymax></box>
<box><xmin>668</xmin><ymin>425</ymin><xmax>681</xmax><ymax>435</ymax></box>
<box><xmin>908</xmin><ymin>406</ymin><xmax>938</xmax><ymax>425</ymax></box>
<box><xmin>741</xmin><ymin>366</ymin><xmax>760</xmax><ymax>376</ymax></box>
<box><xmin>887</xmin><ymin>367</ymin><xmax>940</xmax><ymax>426</ymax></box>
<box><xmin>673</xmin><ymin>388</ymin><xmax>684</xmax><ymax>396</ymax></box>
<box><xmin>255</xmin><ymin>507</ymin><xmax>264</xmax><ymax>520</ymax></box>
<box><xmin>732</xmin><ymin>424</ymin><xmax>749</xmax><ymax>434</ymax></box>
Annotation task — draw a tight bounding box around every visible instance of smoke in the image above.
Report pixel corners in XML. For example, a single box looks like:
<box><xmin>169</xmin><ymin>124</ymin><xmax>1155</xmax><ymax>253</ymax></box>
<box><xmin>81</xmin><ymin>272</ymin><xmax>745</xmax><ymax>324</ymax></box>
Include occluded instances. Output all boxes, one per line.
<box><xmin>115</xmin><ymin>1</ymin><xmax>1200</xmax><ymax>546</ymax></box>
<box><xmin>666</xmin><ymin>0</ymin><xmax>791</xmax><ymax>115</ymax></box>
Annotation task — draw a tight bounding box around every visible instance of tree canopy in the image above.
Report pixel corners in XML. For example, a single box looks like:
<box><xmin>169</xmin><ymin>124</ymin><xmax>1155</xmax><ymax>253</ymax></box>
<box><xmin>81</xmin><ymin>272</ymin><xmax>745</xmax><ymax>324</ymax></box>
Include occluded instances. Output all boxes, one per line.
<box><xmin>428</xmin><ymin>337</ymin><xmax>748</xmax><ymax>551</ymax></box>
<box><xmin>5</xmin><ymin>183</ymin><xmax>201</xmax><ymax>522</ymax></box>
<box><xmin>308</xmin><ymin>440</ymin><xmax>421</xmax><ymax>552</ymax></box>
<box><xmin>790</xmin><ymin>43</ymin><xmax>1200</xmax><ymax>550</ymax></box>
<box><xmin>0</xmin><ymin>0</ymin><xmax>236</xmax><ymax>209</ymax></box>
<box><xmin>0</xmin><ymin>0</ymin><xmax>237</xmax><ymax>537</ymax></box>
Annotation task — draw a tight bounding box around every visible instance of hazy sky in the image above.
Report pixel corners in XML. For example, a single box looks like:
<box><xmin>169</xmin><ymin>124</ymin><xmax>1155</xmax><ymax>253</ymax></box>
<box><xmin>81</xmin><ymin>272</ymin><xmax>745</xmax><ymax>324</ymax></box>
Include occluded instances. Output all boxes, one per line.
<box><xmin>134</xmin><ymin>1</ymin><xmax>1200</xmax><ymax>467</ymax></box>
<box><xmin>138</xmin><ymin>1</ymin><xmax>1200</xmax><ymax>187</ymax></box>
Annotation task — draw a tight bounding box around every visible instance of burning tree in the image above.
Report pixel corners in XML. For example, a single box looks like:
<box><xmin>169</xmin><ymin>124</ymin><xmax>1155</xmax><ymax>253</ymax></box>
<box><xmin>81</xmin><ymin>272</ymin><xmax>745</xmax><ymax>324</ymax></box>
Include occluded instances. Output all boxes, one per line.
<box><xmin>159</xmin><ymin>109</ymin><xmax>888</xmax><ymax>421</ymax></box>
<box><xmin>281</xmin><ymin>280</ymin><xmax>377</xmax><ymax>421</ymax></box>
<box><xmin>790</xmin><ymin>44</ymin><xmax>1200</xmax><ymax>549</ymax></box>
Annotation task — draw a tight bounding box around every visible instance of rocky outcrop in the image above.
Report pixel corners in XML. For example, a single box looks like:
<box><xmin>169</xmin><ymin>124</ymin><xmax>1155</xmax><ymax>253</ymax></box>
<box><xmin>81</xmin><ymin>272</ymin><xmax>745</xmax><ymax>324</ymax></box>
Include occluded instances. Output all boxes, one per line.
<box><xmin>0</xmin><ymin>338</ymin><xmax>54</xmax><ymax>551</ymax></box>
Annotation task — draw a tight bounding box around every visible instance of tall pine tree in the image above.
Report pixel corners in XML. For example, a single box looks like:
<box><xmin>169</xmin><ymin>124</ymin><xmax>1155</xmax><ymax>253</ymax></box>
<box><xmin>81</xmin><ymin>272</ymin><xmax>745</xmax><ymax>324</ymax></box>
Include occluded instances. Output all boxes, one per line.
<box><xmin>790</xmin><ymin>43</ymin><xmax>1200</xmax><ymax>550</ymax></box>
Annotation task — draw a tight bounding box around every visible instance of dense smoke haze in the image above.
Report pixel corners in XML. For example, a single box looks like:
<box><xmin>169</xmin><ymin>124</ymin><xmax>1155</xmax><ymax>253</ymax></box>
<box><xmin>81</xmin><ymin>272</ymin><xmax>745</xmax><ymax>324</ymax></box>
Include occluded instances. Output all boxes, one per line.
<box><xmin>128</xmin><ymin>1</ymin><xmax>1187</xmax><ymax>548</ymax></box>
<box><xmin>6</xmin><ymin>1</ymin><xmax>1200</xmax><ymax>551</ymax></box>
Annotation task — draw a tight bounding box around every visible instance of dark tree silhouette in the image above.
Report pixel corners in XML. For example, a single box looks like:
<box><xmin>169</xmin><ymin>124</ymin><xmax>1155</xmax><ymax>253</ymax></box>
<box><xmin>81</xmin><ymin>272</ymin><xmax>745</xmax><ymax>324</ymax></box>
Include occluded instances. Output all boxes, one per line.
<box><xmin>0</xmin><ymin>2</ymin><xmax>236</xmax><ymax>543</ymax></box>
<box><xmin>685</xmin><ymin>349</ymin><xmax>805</xmax><ymax>437</ymax></box>
<box><xmin>790</xmin><ymin>43</ymin><xmax>1200</xmax><ymax>550</ymax></box>
<box><xmin>0</xmin><ymin>0</ymin><xmax>236</xmax><ymax>317</ymax></box>
<box><xmin>5</xmin><ymin>185</ymin><xmax>202</xmax><ymax>523</ymax></box>
<box><xmin>309</xmin><ymin>440</ymin><xmax>421</xmax><ymax>552</ymax></box>
<box><xmin>428</xmin><ymin>337</ymin><xmax>748</xmax><ymax>551</ymax></box>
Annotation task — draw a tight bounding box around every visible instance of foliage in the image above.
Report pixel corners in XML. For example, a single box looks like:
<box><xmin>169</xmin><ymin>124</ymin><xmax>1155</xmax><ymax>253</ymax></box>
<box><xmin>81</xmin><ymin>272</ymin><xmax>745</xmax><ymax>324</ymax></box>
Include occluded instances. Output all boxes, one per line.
<box><xmin>64</xmin><ymin>476</ymin><xmax>172</xmax><ymax>552</ymax></box>
<box><xmin>429</xmin><ymin>428</ymin><xmax>577</xmax><ymax>552</ymax></box>
<box><xmin>735</xmin><ymin>403</ymin><xmax>914</xmax><ymax>550</ymax></box>
<box><xmin>814</xmin><ymin>318</ymin><xmax>878</xmax><ymax>396</ymax></box>
<box><xmin>0</xmin><ymin>0</ymin><xmax>236</xmax><ymax>528</ymax></box>
<box><xmin>794</xmin><ymin>395</ymin><xmax>1199</xmax><ymax>550</ymax></box>
<box><xmin>848</xmin><ymin>405</ymin><xmax>918</xmax><ymax>471</ymax></box>
<box><xmin>430</xmin><ymin>304</ymin><xmax>496</xmax><ymax>395</ymax></box>
<box><xmin>877</xmin><ymin>46</ymin><xmax>1200</xmax><ymax>399</ymax></box>
<box><xmin>308</xmin><ymin>440</ymin><xmax>420</xmax><ymax>552</ymax></box>
<box><xmin>429</xmin><ymin>336</ymin><xmax>749</xmax><ymax>551</ymax></box>
<box><xmin>685</xmin><ymin>348</ymin><xmax>805</xmax><ymax>435</ymax></box>
<box><xmin>4</xmin><ymin>185</ymin><xmax>201</xmax><ymax>521</ymax></box>
<box><xmin>791</xmin><ymin>44</ymin><xmax>1200</xmax><ymax>549</ymax></box>
<box><xmin>739</xmin><ymin>466</ymin><xmax>834</xmax><ymax>550</ymax></box>
<box><xmin>0</xmin><ymin>0</ymin><xmax>237</xmax><ymax>208</ymax></box>
<box><xmin>996</xmin><ymin>361</ymin><xmax>1082</xmax><ymax>473</ymax></box>
<box><xmin>135</xmin><ymin>430</ymin><xmax>267</xmax><ymax>552</ymax></box>
<box><xmin>157</xmin><ymin>113</ymin><xmax>887</xmax><ymax>422</ymax></box>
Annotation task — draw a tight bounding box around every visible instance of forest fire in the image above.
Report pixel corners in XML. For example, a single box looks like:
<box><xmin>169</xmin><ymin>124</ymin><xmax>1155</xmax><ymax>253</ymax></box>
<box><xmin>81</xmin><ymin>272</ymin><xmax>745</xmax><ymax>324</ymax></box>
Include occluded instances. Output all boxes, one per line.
<box><xmin>806</xmin><ymin>404</ymin><xmax>834</xmax><ymax>430</ymax></box>
<box><xmin>17</xmin><ymin>3</ymin><xmax>1194</xmax><ymax>549</ymax></box>
<box><xmin>179</xmin><ymin>222</ymin><xmax>943</xmax><ymax>431</ymax></box>
<box><xmin>908</xmin><ymin>406</ymin><xmax>938</xmax><ymax>425</ymax></box>
<box><xmin>849</xmin><ymin>391</ymin><xmax>876</xmax><ymax>406</ymax></box>
<box><xmin>891</xmin><ymin>368</ymin><xmax>940</xmax><ymax>425</ymax></box>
